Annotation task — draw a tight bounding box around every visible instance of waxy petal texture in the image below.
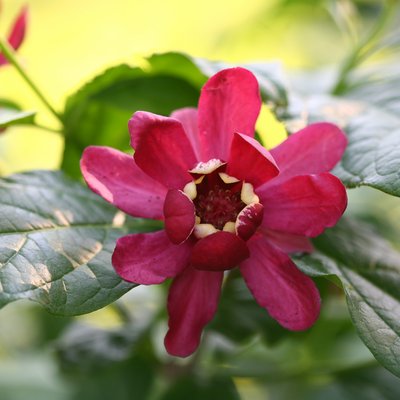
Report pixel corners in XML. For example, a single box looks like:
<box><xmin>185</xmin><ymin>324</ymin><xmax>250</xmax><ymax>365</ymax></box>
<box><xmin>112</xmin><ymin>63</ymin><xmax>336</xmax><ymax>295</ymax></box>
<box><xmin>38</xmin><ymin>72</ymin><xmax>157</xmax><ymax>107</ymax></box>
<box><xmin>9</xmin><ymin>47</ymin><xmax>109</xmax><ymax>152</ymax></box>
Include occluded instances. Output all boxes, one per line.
<box><xmin>258</xmin><ymin>226</ymin><xmax>315</xmax><ymax>254</ymax></box>
<box><xmin>259</xmin><ymin>173</ymin><xmax>347</xmax><ymax>237</ymax></box>
<box><xmin>191</xmin><ymin>231</ymin><xmax>250</xmax><ymax>271</ymax></box>
<box><xmin>164</xmin><ymin>189</ymin><xmax>196</xmax><ymax>244</ymax></box>
<box><xmin>129</xmin><ymin>111</ymin><xmax>197</xmax><ymax>189</ymax></box>
<box><xmin>270</xmin><ymin>122</ymin><xmax>347</xmax><ymax>184</ymax></box>
<box><xmin>227</xmin><ymin>132</ymin><xmax>279</xmax><ymax>188</ymax></box>
<box><xmin>81</xmin><ymin>146</ymin><xmax>167</xmax><ymax>219</ymax></box>
<box><xmin>0</xmin><ymin>6</ymin><xmax>28</xmax><ymax>66</ymax></box>
<box><xmin>236</xmin><ymin>203</ymin><xmax>264</xmax><ymax>242</ymax></box>
<box><xmin>164</xmin><ymin>266</ymin><xmax>224</xmax><ymax>357</ymax></box>
<box><xmin>112</xmin><ymin>231</ymin><xmax>193</xmax><ymax>285</ymax></box>
<box><xmin>170</xmin><ymin>108</ymin><xmax>204</xmax><ymax>161</ymax></box>
<box><xmin>239</xmin><ymin>235</ymin><xmax>321</xmax><ymax>330</ymax></box>
<box><xmin>198</xmin><ymin>68</ymin><xmax>261</xmax><ymax>161</ymax></box>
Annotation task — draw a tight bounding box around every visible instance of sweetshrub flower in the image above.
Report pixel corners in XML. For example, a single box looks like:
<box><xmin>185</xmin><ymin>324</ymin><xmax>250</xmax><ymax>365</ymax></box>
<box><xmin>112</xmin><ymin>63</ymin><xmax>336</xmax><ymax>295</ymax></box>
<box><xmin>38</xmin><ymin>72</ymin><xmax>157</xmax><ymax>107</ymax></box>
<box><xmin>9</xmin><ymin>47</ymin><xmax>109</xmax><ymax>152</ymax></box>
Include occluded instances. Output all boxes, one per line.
<box><xmin>0</xmin><ymin>4</ymin><xmax>28</xmax><ymax>67</ymax></box>
<box><xmin>81</xmin><ymin>68</ymin><xmax>348</xmax><ymax>357</ymax></box>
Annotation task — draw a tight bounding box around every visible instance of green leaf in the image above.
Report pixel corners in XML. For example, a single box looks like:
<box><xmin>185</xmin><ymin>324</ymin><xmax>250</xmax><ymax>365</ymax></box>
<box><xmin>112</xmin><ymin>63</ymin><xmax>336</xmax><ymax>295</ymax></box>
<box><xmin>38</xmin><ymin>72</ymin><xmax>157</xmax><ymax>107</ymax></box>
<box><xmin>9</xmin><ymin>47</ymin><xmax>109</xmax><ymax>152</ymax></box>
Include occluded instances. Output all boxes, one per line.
<box><xmin>160</xmin><ymin>376</ymin><xmax>240</xmax><ymax>400</ymax></box>
<box><xmin>66</xmin><ymin>356</ymin><xmax>155</xmax><ymax>400</ymax></box>
<box><xmin>293</xmin><ymin>215</ymin><xmax>400</xmax><ymax>378</ymax></box>
<box><xmin>55</xmin><ymin>323</ymin><xmax>138</xmax><ymax>371</ymax></box>
<box><xmin>209</xmin><ymin>271</ymin><xmax>289</xmax><ymax>345</ymax></box>
<box><xmin>61</xmin><ymin>53</ymin><xmax>205</xmax><ymax>178</ymax></box>
<box><xmin>0</xmin><ymin>170</ymin><xmax>162</xmax><ymax>316</ymax></box>
<box><xmin>0</xmin><ymin>107</ymin><xmax>36</xmax><ymax>129</ymax></box>
<box><xmin>284</xmin><ymin>93</ymin><xmax>400</xmax><ymax>197</ymax></box>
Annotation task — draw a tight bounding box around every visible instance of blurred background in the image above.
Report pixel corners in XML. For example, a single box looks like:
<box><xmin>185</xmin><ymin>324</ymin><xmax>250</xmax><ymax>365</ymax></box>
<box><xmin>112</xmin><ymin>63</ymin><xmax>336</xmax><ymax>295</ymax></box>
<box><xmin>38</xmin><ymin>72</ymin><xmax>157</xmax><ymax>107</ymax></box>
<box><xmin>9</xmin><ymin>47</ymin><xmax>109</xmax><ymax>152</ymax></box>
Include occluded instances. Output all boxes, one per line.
<box><xmin>1</xmin><ymin>0</ymin><xmax>400</xmax><ymax>399</ymax></box>
<box><xmin>0</xmin><ymin>0</ymin><xmax>377</xmax><ymax>175</ymax></box>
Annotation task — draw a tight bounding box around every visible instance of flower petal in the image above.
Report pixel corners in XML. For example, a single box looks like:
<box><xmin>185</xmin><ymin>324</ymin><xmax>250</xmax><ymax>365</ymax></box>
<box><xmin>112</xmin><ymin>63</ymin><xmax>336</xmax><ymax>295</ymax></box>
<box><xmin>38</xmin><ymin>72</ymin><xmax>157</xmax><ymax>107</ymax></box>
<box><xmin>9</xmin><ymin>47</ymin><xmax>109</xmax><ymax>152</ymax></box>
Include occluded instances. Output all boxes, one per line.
<box><xmin>226</xmin><ymin>132</ymin><xmax>279</xmax><ymax>188</ymax></box>
<box><xmin>112</xmin><ymin>230</ymin><xmax>194</xmax><ymax>285</ymax></box>
<box><xmin>258</xmin><ymin>173</ymin><xmax>347</xmax><ymax>237</ymax></box>
<box><xmin>236</xmin><ymin>203</ymin><xmax>264</xmax><ymax>242</ymax></box>
<box><xmin>257</xmin><ymin>226</ymin><xmax>315</xmax><ymax>254</ymax></box>
<box><xmin>81</xmin><ymin>146</ymin><xmax>167</xmax><ymax>219</ymax></box>
<box><xmin>0</xmin><ymin>6</ymin><xmax>28</xmax><ymax>66</ymax></box>
<box><xmin>164</xmin><ymin>189</ymin><xmax>196</xmax><ymax>244</ymax></box>
<box><xmin>170</xmin><ymin>107</ymin><xmax>203</xmax><ymax>161</ymax></box>
<box><xmin>239</xmin><ymin>235</ymin><xmax>321</xmax><ymax>330</ymax></box>
<box><xmin>129</xmin><ymin>111</ymin><xmax>197</xmax><ymax>189</ymax></box>
<box><xmin>269</xmin><ymin>122</ymin><xmax>347</xmax><ymax>184</ymax></box>
<box><xmin>164</xmin><ymin>266</ymin><xmax>224</xmax><ymax>357</ymax></box>
<box><xmin>198</xmin><ymin>68</ymin><xmax>261</xmax><ymax>161</ymax></box>
<box><xmin>191</xmin><ymin>231</ymin><xmax>250</xmax><ymax>271</ymax></box>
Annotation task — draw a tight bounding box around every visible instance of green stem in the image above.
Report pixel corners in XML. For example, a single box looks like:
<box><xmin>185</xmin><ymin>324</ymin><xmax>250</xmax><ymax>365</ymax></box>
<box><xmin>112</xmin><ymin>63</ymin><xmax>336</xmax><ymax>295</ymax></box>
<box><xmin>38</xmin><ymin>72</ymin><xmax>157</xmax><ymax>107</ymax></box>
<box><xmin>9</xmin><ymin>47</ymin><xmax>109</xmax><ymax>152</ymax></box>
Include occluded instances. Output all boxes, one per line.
<box><xmin>0</xmin><ymin>33</ymin><xmax>63</xmax><ymax>124</ymax></box>
<box><xmin>331</xmin><ymin>2</ymin><xmax>395</xmax><ymax>95</ymax></box>
<box><xmin>33</xmin><ymin>122</ymin><xmax>63</xmax><ymax>134</ymax></box>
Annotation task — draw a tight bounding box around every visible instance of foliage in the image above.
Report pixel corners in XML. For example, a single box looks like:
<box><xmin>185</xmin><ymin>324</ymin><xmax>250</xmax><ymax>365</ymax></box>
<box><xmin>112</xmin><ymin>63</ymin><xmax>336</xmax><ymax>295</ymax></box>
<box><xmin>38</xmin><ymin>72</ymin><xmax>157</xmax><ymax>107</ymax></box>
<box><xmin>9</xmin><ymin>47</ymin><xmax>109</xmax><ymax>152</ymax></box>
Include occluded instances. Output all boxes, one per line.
<box><xmin>1</xmin><ymin>0</ymin><xmax>400</xmax><ymax>398</ymax></box>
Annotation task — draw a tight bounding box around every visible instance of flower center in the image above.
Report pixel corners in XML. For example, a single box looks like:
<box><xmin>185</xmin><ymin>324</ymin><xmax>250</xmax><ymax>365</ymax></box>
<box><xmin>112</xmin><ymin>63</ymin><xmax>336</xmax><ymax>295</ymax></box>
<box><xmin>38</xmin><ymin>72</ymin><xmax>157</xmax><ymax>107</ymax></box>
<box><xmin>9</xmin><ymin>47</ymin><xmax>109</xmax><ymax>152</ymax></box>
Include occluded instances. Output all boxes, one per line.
<box><xmin>193</xmin><ymin>173</ymin><xmax>245</xmax><ymax>230</ymax></box>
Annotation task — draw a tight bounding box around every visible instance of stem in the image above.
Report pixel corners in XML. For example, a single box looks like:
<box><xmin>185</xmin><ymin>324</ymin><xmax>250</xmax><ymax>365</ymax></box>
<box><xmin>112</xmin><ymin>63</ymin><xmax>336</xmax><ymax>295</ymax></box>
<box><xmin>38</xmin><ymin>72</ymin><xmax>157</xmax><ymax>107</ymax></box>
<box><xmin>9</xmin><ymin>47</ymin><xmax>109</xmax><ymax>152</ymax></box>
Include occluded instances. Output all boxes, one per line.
<box><xmin>33</xmin><ymin>122</ymin><xmax>63</xmax><ymax>134</ymax></box>
<box><xmin>111</xmin><ymin>301</ymin><xmax>133</xmax><ymax>324</ymax></box>
<box><xmin>0</xmin><ymin>33</ymin><xmax>63</xmax><ymax>124</ymax></box>
<box><xmin>331</xmin><ymin>2</ymin><xmax>395</xmax><ymax>95</ymax></box>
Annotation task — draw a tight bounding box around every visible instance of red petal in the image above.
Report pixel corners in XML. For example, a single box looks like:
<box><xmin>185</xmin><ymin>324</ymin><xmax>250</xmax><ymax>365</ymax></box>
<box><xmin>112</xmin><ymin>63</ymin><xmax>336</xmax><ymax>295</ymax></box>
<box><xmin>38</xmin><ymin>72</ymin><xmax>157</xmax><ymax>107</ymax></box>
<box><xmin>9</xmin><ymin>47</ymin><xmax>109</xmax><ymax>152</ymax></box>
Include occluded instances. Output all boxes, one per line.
<box><xmin>227</xmin><ymin>133</ymin><xmax>279</xmax><ymax>187</ymax></box>
<box><xmin>0</xmin><ymin>6</ymin><xmax>28</xmax><ymax>66</ymax></box>
<box><xmin>164</xmin><ymin>189</ymin><xmax>196</xmax><ymax>244</ymax></box>
<box><xmin>198</xmin><ymin>68</ymin><xmax>261</xmax><ymax>161</ymax></box>
<box><xmin>239</xmin><ymin>235</ymin><xmax>321</xmax><ymax>330</ymax></box>
<box><xmin>8</xmin><ymin>6</ymin><xmax>28</xmax><ymax>49</ymax></box>
<box><xmin>164</xmin><ymin>266</ymin><xmax>223</xmax><ymax>357</ymax></box>
<box><xmin>129</xmin><ymin>111</ymin><xmax>197</xmax><ymax>189</ymax></box>
<box><xmin>170</xmin><ymin>108</ymin><xmax>203</xmax><ymax>161</ymax></box>
<box><xmin>112</xmin><ymin>230</ymin><xmax>194</xmax><ymax>285</ymax></box>
<box><xmin>191</xmin><ymin>231</ymin><xmax>250</xmax><ymax>271</ymax></box>
<box><xmin>270</xmin><ymin>122</ymin><xmax>347</xmax><ymax>184</ymax></box>
<box><xmin>81</xmin><ymin>146</ymin><xmax>167</xmax><ymax>219</ymax></box>
<box><xmin>236</xmin><ymin>203</ymin><xmax>264</xmax><ymax>242</ymax></box>
<box><xmin>257</xmin><ymin>226</ymin><xmax>315</xmax><ymax>254</ymax></box>
<box><xmin>259</xmin><ymin>173</ymin><xmax>347</xmax><ymax>237</ymax></box>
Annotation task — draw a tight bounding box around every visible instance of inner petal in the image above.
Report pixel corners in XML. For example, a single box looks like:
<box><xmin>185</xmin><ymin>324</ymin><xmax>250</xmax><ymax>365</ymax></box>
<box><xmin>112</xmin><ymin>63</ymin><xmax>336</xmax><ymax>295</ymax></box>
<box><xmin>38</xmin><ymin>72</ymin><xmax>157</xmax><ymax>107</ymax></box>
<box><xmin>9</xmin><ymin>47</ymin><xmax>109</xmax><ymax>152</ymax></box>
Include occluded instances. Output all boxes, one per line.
<box><xmin>192</xmin><ymin>169</ymin><xmax>245</xmax><ymax>231</ymax></box>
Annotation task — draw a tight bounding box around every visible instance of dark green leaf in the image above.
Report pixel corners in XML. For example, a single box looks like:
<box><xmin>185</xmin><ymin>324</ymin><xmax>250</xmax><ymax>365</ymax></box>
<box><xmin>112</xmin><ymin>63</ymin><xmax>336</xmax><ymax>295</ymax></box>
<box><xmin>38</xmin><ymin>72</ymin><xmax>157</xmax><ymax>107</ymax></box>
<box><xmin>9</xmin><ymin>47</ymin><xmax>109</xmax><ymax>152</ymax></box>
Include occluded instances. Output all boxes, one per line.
<box><xmin>209</xmin><ymin>272</ymin><xmax>289</xmax><ymax>345</ymax></box>
<box><xmin>0</xmin><ymin>107</ymin><xmax>36</xmax><ymax>128</ymax></box>
<box><xmin>67</xmin><ymin>356</ymin><xmax>155</xmax><ymax>400</ymax></box>
<box><xmin>284</xmin><ymin>93</ymin><xmax>400</xmax><ymax>197</ymax></box>
<box><xmin>55</xmin><ymin>323</ymin><xmax>138</xmax><ymax>371</ymax></box>
<box><xmin>0</xmin><ymin>170</ymin><xmax>162</xmax><ymax>316</ymax></box>
<box><xmin>62</xmin><ymin>53</ymin><xmax>205</xmax><ymax>178</ymax></box>
<box><xmin>160</xmin><ymin>376</ymin><xmax>240</xmax><ymax>400</ymax></box>
<box><xmin>293</xmin><ymin>215</ymin><xmax>400</xmax><ymax>377</ymax></box>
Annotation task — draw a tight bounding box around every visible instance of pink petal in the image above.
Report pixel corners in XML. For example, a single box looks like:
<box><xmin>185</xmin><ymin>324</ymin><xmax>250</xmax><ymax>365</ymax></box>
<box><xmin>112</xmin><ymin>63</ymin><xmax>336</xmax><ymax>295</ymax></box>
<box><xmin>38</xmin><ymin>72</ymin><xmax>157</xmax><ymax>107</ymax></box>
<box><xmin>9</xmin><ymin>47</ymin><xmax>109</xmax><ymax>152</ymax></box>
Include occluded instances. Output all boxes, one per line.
<box><xmin>164</xmin><ymin>265</ymin><xmax>224</xmax><ymax>357</ymax></box>
<box><xmin>191</xmin><ymin>231</ymin><xmax>250</xmax><ymax>271</ymax></box>
<box><xmin>170</xmin><ymin>108</ymin><xmax>203</xmax><ymax>161</ymax></box>
<box><xmin>239</xmin><ymin>235</ymin><xmax>321</xmax><ymax>330</ymax></box>
<box><xmin>81</xmin><ymin>146</ymin><xmax>167</xmax><ymax>219</ymax></box>
<box><xmin>226</xmin><ymin>132</ymin><xmax>279</xmax><ymax>188</ymax></box>
<box><xmin>269</xmin><ymin>122</ymin><xmax>347</xmax><ymax>184</ymax></box>
<box><xmin>198</xmin><ymin>68</ymin><xmax>261</xmax><ymax>161</ymax></box>
<box><xmin>112</xmin><ymin>230</ymin><xmax>194</xmax><ymax>285</ymax></box>
<box><xmin>0</xmin><ymin>6</ymin><xmax>28</xmax><ymax>66</ymax></box>
<box><xmin>129</xmin><ymin>111</ymin><xmax>197</xmax><ymax>190</ymax></box>
<box><xmin>257</xmin><ymin>226</ymin><xmax>315</xmax><ymax>254</ymax></box>
<box><xmin>236</xmin><ymin>203</ymin><xmax>264</xmax><ymax>242</ymax></box>
<box><xmin>164</xmin><ymin>189</ymin><xmax>196</xmax><ymax>244</ymax></box>
<box><xmin>8</xmin><ymin>6</ymin><xmax>28</xmax><ymax>49</ymax></box>
<box><xmin>258</xmin><ymin>173</ymin><xmax>347</xmax><ymax>237</ymax></box>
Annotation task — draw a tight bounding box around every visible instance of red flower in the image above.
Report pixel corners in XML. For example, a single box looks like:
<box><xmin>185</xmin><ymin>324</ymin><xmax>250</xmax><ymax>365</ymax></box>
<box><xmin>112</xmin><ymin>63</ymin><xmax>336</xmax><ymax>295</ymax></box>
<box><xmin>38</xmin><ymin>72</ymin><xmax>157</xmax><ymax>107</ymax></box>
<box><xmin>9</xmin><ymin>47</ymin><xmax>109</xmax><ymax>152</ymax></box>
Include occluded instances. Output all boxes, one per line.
<box><xmin>81</xmin><ymin>68</ymin><xmax>347</xmax><ymax>357</ymax></box>
<box><xmin>0</xmin><ymin>4</ymin><xmax>28</xmax><ymax>67</ymax></box>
